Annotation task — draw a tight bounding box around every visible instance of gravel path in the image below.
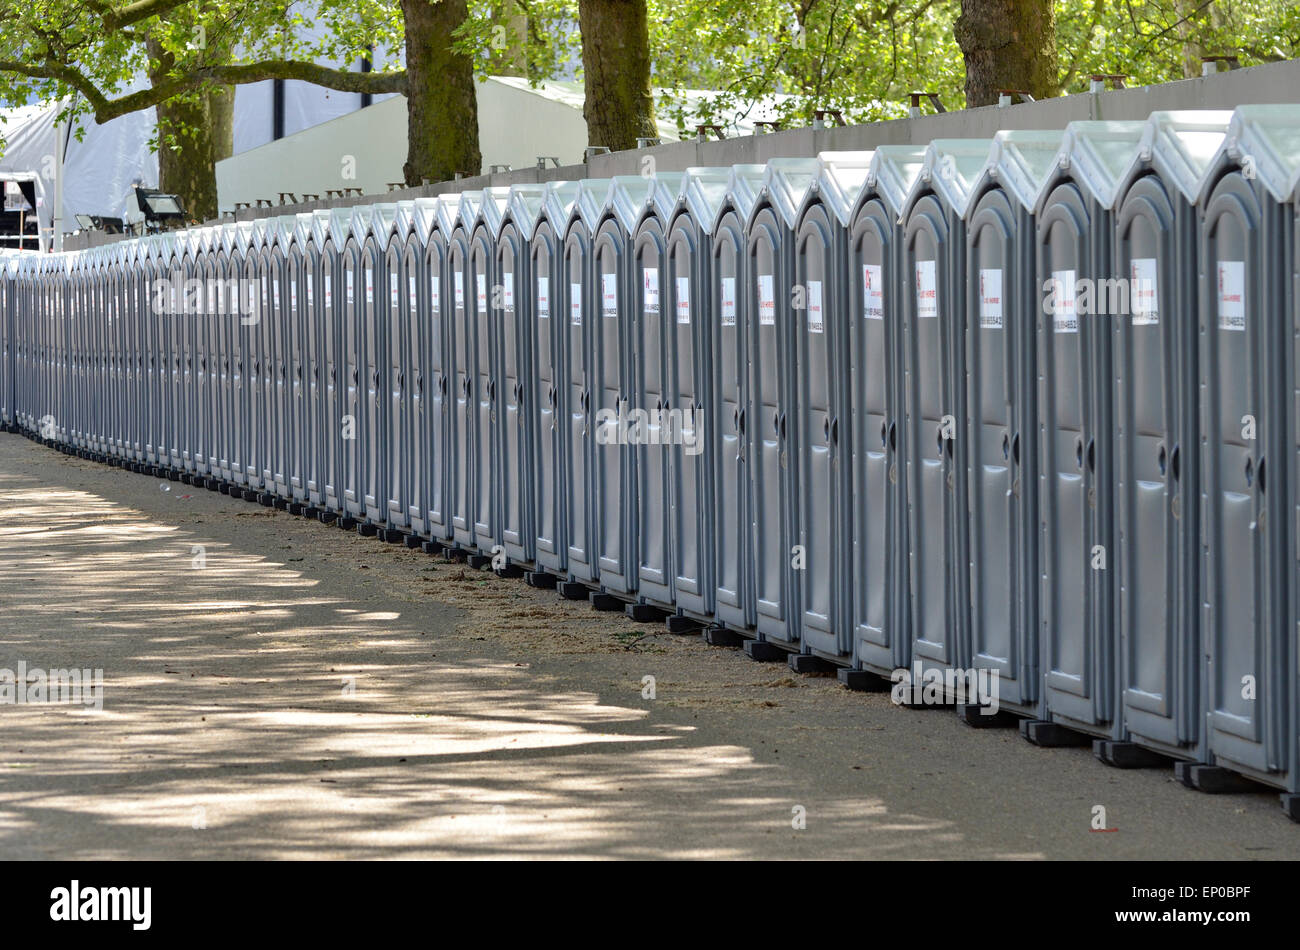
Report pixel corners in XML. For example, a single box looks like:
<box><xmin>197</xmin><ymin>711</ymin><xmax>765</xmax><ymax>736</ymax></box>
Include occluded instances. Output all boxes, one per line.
<box><xmin>0</xmin><ymin>432</ymin><xmax>1294</xmax><ymax>859</ymax></box>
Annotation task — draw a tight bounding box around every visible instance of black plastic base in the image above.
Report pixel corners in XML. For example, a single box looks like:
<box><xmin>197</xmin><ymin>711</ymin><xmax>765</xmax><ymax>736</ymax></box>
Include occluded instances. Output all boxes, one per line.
<box><xmin>1020</xmin><ymin>719</ymin><xmax>1092</xmax><ymax>747</ymax></box>
<box><xmin>338</xmin><ymin>517</ymin><xmax>358</xmax><ymax>531</ymax></box>
<box><xmin>703</xmin><ymin>626</ymin><xmax>744</xmax><ymax>647</ymax></box>
<box><xmin>466</xmin><ymin>553</ymin><xmax>492</xmax><ymax>569</ymax></box>
<box><xmin>743</xmin><ymin>639</ymin><xmax>786</xmax><ymax>662</ymax></box>
<box><xmin>1174</xmin><ymin>762</ymin><xmax>1259</xmax><ymax>794</ymax></box>
<box><xmin>1093</xmin><ymin>739</ymin><xmax>1168</xmax><ymax>768</ymax></box>
<box><xmin>788</xmin><ymin>653</ymin><xmax>837</xmax><ymax>674</ymax></box>
<box><xmin>381</xmin><ymin>528</ymin><xmax>407</xmax><ymax>544</ymax></box>
<box><xmin>525</xmin><ymin>571</ymin><xmax>557</xmax><ymax>589</ymax></box>
<box><xmin>957</xmin><ymin>704</ymin><xmax>1019</xmax><ymax>728</ymax></box>
<box><xmin>665</xmin><ymin>615</ymin><xmax>702</xmax><ymax>634</ymax></box>
<box><xmin>421</xmin><ymin>540</ymin><xmax>444</xmax><ymax>555</ymax></box>
<box><xmin>1281</xmin><ymin>794</ymin><xmax>1300</xmax><ymax>822</ymax></box>
<box><xmin>318</xmin><ymin>511</ymin><xmax>339</xmax><ymax>525</ymax></box>
<box><xmin>357</xmin><ymin>522</ymin><xmax>378</xmax><ymax>537</ymax></box>
<box><xmin>404</xmin><ymin>534</ymin><xmax>424</xmax><ymax>549</ymax></box>
<box><xmin>589</xmin><ymin>591</ymin><xmax>622</xmax><ymax>611</ymax></box>
<box><xmin>625</xmin><ymin>603</ymin><xmax>664</xmax><ymax>623</ymax></box>
<box><xmin>837</xmin><ymin>668</ymin><xmax>892</xmax><ymax>692</ymax></box>
<box><xmin>557</xmin><ymin>582</ymin><xmax>589</xmax><ymax>600</ymax></box>
<box><xmin>495</xmin><ymin>564</ymin><xmax>525</xmax><ymax>579</ymax></box>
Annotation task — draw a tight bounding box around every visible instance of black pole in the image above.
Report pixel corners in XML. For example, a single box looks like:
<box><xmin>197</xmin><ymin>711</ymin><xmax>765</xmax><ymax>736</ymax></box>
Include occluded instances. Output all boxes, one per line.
<box><xmin>272</xmin><ymin>78</ymin><xmax>285</xmax><ymax>141</ymax></box>
<box><xmin>360</xmin><ymin>46</ymin><xmax>373</xmax><ymax>109</ymax></box>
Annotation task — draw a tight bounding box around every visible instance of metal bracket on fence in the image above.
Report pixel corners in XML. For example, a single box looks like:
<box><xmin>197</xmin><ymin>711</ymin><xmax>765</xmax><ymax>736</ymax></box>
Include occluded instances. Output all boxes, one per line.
<box><xmin>234</xmin><ymin>202</ymin><xmax>251</xmax><ymax>212</ymax></box>
<box><xmin>254</xmin><ymin>199</ymin><xmax>273</xmax><ymax>209</ymax></box>
<box><xmin>1089</xmin><ymin>73</ymin><xmax>1127</xmax><ymax>92</ymax></box>
<box><xmin>754</xmin><ymin>121</ymin><xmax>782</xmax><ymax>134</ymax></box>
<box><xmin>278</xmin><ymin>192</ymin><xmax>298</xmax><ymax>204</ymax></box>
<box><xmin>997</xmin><ymin>89</ymin><xmax>1035</xmax><ymax>107</ymax></box>
<box><xmin>812</xmin><ymin>109</ymin><xmax>845</xmax><ymax>129</ymax></box>
<box><xmin>345</xmin><ymin>187</ymin><xmax>364</xmax><ymax>197</ymax></box>
<box><xmin>386</xmin><ymin>182</ymin><xmax>405</xmax><ymax>192</ymax></box>
<box><xmin>635</xmin><ymin>137</ymin><xmax>661</xmax><ymax>149</ymax></box>
<box><xmin>908</xmin><ymin>92</ymin><xmax>946</xmax><ymax>118</ymax></box>
<box><xmin>695</xmin><ymin>124</ymin><xmax>725</xmax><ymax>143</ymax></box>
<box><xmin>325</xmin><ymin>189</ymin><xmax>344</xmax><ymax>199</ymax></box>
<box><xmin>1201</xmin><ymin>55</ymin><xmax>1241</xmax><ymax>75</ymax></box>
<box><xmin>489</xmin><ymin>164</ymin><xmax>512</xmax><ymax>174</ymax></box>
<box><xmin>221</xmin><ymin>210</ymin><xmax>237</xmax><ymax>220</ymax></box>
<box><xmin>584</xmin><ymin>146</ymin><xmax>611</xmax><ymax>162</ymax></box>
<box><xmin>536</xmin><ymin>157</ymin><xmax>561</xmax><ymax>169</ymax></box>
<box><xmin>301</xmin><ymin>193</ymin><xmax>320</xmax><ymax>202</ymax></box>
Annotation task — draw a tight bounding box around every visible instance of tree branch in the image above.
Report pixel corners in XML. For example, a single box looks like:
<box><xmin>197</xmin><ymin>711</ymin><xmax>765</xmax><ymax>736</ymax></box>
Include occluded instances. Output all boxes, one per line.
<box><xmin>0</xmin><ymin>56</ymin><xmax>406</xmax><ymax>122</ymax></box>
<box><xmin>197</xmin><ymin>61</ymin><xmax>407</xmax><ymax>94</ymax></box>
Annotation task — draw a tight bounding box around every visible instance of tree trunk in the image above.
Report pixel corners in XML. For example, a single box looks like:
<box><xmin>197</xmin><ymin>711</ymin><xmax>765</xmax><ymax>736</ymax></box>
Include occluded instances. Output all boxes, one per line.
<box><xmin>146</xmin><ymin>38</ymin><xmax>227</xmax><ymax>222</ymax></box>
<box><xmin>954</xmin><ymin>0</ymin><xmax>1058</xmax><ymax>107</ymax></box>
<box><xmin>401</xmin><ymin>0</ymin><xmax>482</xmax><ymax>185</ymax></box>
<box><xmin>578</xmin><ymin>0</ymin><xmax>656</xmax><ymax>152</ymax></box>
<box><xmin>207</xmin><ymin>84</ymin><xmax>234</xmax><ymax>163</ymax></box>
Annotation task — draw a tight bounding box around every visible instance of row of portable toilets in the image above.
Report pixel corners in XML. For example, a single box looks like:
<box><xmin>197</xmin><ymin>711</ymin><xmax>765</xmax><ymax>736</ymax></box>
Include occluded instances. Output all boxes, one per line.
<box><xmin>1</xmin><ymin>105</ymin><xmax>1298</xmax><ymax>818</ymax></box>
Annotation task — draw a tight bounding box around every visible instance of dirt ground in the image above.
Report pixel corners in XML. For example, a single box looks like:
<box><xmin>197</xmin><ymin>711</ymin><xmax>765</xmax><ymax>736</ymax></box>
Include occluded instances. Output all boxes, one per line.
<box><xmin>0</xmin><ymin>432</ymin><xmax>1296</xmax><ymax>859</ymax></box>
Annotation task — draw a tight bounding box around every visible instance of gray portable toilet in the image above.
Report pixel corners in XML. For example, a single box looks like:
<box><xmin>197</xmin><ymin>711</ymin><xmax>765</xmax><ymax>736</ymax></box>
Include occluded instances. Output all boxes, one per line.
<box><xmin>147</xmin><ymin>235</ymin><xmax>171</xmax><ymax>473</ymax></box>
<box><xmin>133</xmin><ymin>239</ymin><xmax>152</xmax><ymax>465</ymax></box>
<box><xmin>335</xmin><ymin>206</ymin><xmax>367</xmax><ymax>526</ymax></box>
<box><xmin>218</xmin><ymin>222</ymin><xmax>246</xmax><ymax>488</ymax></box>
<box><xmin>1105</xmin><ymin>112</ymin><xmax>1232</xmax><ymax>765</ymax></box>
<box><xmin>899</xmin><ymin>139</ymin><xmax>991</xmax><ymax>688</ymax></box>
<box><xmin>1031</xmin><ymin>120</ymin><xmax>1146</xmax><ymax>741</ymax></box>
<box><xmin>420</xmin><ymin>193</ymin><xmax>463</xmax><ymax>545</ymax></box>
<box><xmin>247</xmin><ymin>217</ymin><xmax>275</xmax><ymax>496</ymax></box>
<box><xmin>267</xmin><ymin>216</ymin><xmax>296</xmax><ymax>502</ymax></box>
<box><xmin>586</xmin><ymin>176</ymin><xmax>649</xmax><ymax>603</ymax></box>
<box><xmin>1191</xmin><ymin>104</ymin><xmax>1300</xmax><ymax>814</ymax></box>
<box><xmin>131</xmin><ymin>237</ymin><xmax>153</xmax><ymax>468</ymax></box>
<box><xmin>164</xmin><ymin>232</ymin><xmax>186</xmax><ymax>474</ymax></box>
<box><xmin>558</xmin><ymin>179</ymin><xmax>612</xmax><ymax>591</ymax></box>
<box><xmin>447</xmin><ymin>191</ymin><xmax>483</xmax><ymax>553</ymax></box>
<box><xmin>710</xmin><ymin>164</ymin><xmax>767</xmax><ymax>633</ymax></box>
<box><xmin>469</xmin><ymin>188</ymin><xmax>510</xmax><ymax>561</ymax></box>
<box><xmin>0</xmin><ymin>257</ymin><xmax>10</xmax><ymax>431</ymax></box>
<box><xmin>355</xmin><ymin>203</ymin><xmax>397</xmax><ymax>531</ymax></box>
<box><xmin>745</xmin><ymin>158</ymin><xmax>823</xmax><ymax>650</ymax></box>
<box><xmin>375</xmin><ymin>202</ymin><xmax>407</xmax><ymax>537</ymax></box>
<box><xmin>660</xmin><ymin>167</ymin><xmax>736</xmax><ymax>626</ymax></box>
<box><xmin>284</xmin><ymin>214</ymin><xmax>315</xmax><ymax>510</ymax></box>
<box><xmin>206</xmin><ymin>225</ymin><xmax>229</xmax><ymax>484</ymax></box>
<box><xmin>526</xmin><ymin>181</ymin><xmax>581</xmax><ymax>584</ymax></box>
<box><xmin>496</xmin><ymin>184</ymin><xmax>549</xmax><ymax>571</ymax></box>
<box><xmin>844</xmin><ymin>146</ymin><xmax>926</xmax><ymax>680</ymax></box>
<box><xmin>621</xmin><ymin>172</ymin><xmax>678</xmax><ymax>614</ymax></box>
<box><xmin>384</xmin><ymin>200</ymin><xmax>420</xmax><ymax>540</ymax></box>
<box><xmin>179</xmin><ymin>227</ymin><xmax>208</xmax><ymax>479</ymax></box>
<box><xmin>307</xmin><ymin>210</ymin><xmax>342</xmax><ymax>517</ymax></box>
<box><xmin>961</xmin><ymin>129</ymin><xmax>1065</xmax><ymax>715</ymax></box>
<box><xmin>791</xmin><ymin>151</ymin><xmax>874</xmax><ymax>663</ymax></box>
